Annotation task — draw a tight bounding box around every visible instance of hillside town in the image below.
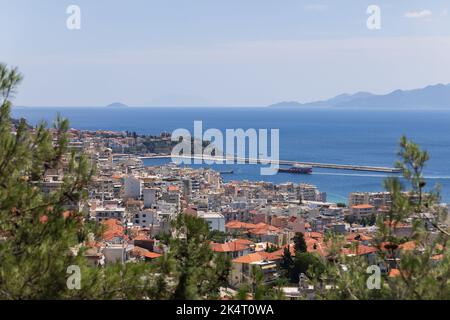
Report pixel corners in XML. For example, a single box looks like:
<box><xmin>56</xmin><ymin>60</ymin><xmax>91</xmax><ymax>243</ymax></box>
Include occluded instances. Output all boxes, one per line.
<box><xmin>37</xmin><ymin>127</ymin><xmax>447</xmax><ymax>299</ymax></box>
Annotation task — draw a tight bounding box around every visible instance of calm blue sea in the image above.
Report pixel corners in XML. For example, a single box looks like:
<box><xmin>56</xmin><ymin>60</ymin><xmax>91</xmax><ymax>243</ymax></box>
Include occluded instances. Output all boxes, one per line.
<box><xmin>11</xmin><ymin>107</ymin><xmax>450</xmax><ymax>203</ymax></box>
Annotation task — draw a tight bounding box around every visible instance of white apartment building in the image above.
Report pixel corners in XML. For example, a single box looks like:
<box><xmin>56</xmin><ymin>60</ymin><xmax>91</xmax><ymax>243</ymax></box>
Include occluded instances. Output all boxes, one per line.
<box><xmin>348</xmin><ymin>192</ymin><xmax>391</xmax><ymax>209</ymax></box>
<box><xmin>198</xmin><ymin>212</ymin><xmax>226</xmax><ymax>232</ymax></box>
<box><xmin>94</xmin><ymin>206</ymin><xmax>127</xmax><ymax>223</ymax></box>
<box><xmin>132</xmin><ymin>209</ymin><xmax>158</xmax><ymax>228</ymax></box>
<box><xmin>350</xmin><ymin>204</ymin><xmax>376</xmax><ymax>219</ymax></box>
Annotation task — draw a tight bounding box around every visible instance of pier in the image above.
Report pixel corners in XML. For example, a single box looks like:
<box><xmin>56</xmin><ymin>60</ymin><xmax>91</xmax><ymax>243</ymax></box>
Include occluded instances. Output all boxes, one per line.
<box><xmin>119</xmin><ymin>154</ymin><xmax>403</xmax><ymax>174</ymax></box>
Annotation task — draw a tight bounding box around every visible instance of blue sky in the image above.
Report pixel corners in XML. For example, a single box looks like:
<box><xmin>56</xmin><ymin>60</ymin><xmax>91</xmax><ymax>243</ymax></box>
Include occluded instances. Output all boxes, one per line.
<box><xmin>1</xmin><ymin>0</ymin><xmax>450</xmax><ymax>106</ymax></box>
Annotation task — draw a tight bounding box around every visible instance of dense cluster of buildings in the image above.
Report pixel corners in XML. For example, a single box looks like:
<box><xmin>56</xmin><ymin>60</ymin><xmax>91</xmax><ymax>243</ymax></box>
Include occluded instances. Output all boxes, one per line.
<box><xmin>40</xmin><ymin>128</ymin><xmax>449</xmax><ymax>299</ymax></box>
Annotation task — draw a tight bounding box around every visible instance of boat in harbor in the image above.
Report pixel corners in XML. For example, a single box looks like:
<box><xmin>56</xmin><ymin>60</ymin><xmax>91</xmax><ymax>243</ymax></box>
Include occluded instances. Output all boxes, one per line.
<box><xmin>220</xmin><ymin>170</ymin><xmax>234</xmax><ymax>174</ymax></box>
<box><xmin>277</xmin><ymin>164</ymin><xmax>313</xmax><ymax>174</ymax></box>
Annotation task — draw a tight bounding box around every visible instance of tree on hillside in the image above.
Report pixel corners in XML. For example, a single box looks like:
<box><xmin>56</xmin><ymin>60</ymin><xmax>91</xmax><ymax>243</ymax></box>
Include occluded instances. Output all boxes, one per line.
<box><xmin>292</xmin><ymin>253</ymin><xmax>324</xmax><ymax>280</ymax></box>
<box><xmin>0</xmin><ymin>63</ymin><xmax>162</xmax><ymax>299</ymax></box>
<box><xmin>280</xmin><ymin>247</ymin><xmax>294</xmax><ymax>280</ymax></box>
<box><xmin>169</xmin><ymin>214</ymin><xmax>231</xmax><ymax>300</ymax></box>
<box><xmin>235</xmin><ymin>266</ymin><xmax>286</xmax><ymax>300</ymax></box>
<box><xmin>0</xmin><ymin>63</ymin><xmax>229</xmax><ymax>300</ymax></box>
<box><xmin>293</xmin><ymin>232</ymin><xmax>307</xmax><ymax>253</ymax></box>
<box><xmin>0</xmin><ymin>64</ymin><xmax>95</xmax><ymax>299</ymax></box>
<box><xmin>315</xmin><ymin>136</ymin><xmax>450</xmax><ymax>300</ymax></box>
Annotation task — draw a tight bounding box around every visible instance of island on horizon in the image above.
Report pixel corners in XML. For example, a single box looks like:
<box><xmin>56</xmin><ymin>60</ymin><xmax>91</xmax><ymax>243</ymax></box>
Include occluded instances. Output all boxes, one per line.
<box><xmin>106</xmin><ymin>102</ymin><xmax>129</xmax><ymax>108</ymax></box>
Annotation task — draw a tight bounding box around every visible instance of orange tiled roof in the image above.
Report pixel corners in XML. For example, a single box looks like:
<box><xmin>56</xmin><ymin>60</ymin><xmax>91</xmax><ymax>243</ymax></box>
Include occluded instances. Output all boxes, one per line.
<box><xmin>234</xmin><ymin>238</ymin><xmax>254</xmax><ymax>245</ymax></box>
<box><xmin>305</xmin><ymin>238</ymin><xmax>329</xmax><ymax>257</ymax></box>
<box><xmin>264</xmin><ymin>244</ymin><xmax>295</xmax><ymax>261</ymax></box>
<box><xmin>225</xmin><ymin>220</ymin><xmax>258</xmax><ymax>229</ymax></box>
<box><xmin>248</xmin><ymin>226</ymin><xmax>281</xmax><ymax>235</ymax></box>
<box><xmin>341</xmin><ymin>244</ymin><xmax>377</xmax><ymax>256</ymax></box>
<box><xmin>102</xmin><ymin>219</ymin><xmax>128</xmax><ymax>241</ymax></box>
<box><xmin>183</xmin><ymin>207</ymin><xmax>198</xmax><ymax>216</ymax></box>
<box><xmin>431</xmin><ymin>254</ymin><xmax>444</xmax><ymax>261</ymax></box>
<box><xmin>211</xmin><ymin>240</ymin><xmax>250</xmax><ymax>253</ymax></box>
<box><xmin>132</xmin><ymin>246</ymin><xmax>162</xmax><ymax>259</ymax></box>
<box><xmin>226</xmin><ymin>221</ymin><xmax>282</xmax><ymax>235</ymax></box>
<box><xmin>134</xmin><ymin>234</ymin><xmax>150</xmax><ymax>241</ymax></box>
<box><xmin>388</xmin><ymin>268</ymin><xmax>411</xmax><ymax>278</ymax></box>
<box><xmin>398</xmin><ymin>241</ymin><xmax>417</xmax><ymax>251</ymax></box>
<box><xmin>255</xmin><ymin>222</ymin><xmax>279</xmax><ymax>230</ymax></box>
<box><xmin>351</xmin><ymin>204</ymin><xmax>375</xmax><ymax>209</ymax></box>
<box><xmin>388</xmin><ymin>268</ymin><xmax>401</xmax><ymax>278</ymax></box>
<box><xmin>346</xmin><ymin>233</ymin><xmax>373</xmax><ymax>242</ymax></box>
<box><xmin>232</xmin><ymin>252</ymin><xmax>267</xmax><ymax>264</ymax></box>
<box><xmin>304</xmin><ymin>232</ymin><xmax>324</xmax><ymax>239</ymax></box>
<box><xmin>234</xmin><ymin>243</ymin><xmax>296</xmax><ymax>263</ymax></box>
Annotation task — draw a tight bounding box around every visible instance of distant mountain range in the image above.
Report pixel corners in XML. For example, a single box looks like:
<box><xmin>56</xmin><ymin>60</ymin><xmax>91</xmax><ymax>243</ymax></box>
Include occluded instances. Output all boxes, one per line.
<box><xmin>270</xmin><ymin>84</ymin><xmax>450</xmax><ymax>108</ymax></box>
<box><xmin>106</xmin><ymin>102</ymin><xmax>129</xmax><ymax>108</ymax></box>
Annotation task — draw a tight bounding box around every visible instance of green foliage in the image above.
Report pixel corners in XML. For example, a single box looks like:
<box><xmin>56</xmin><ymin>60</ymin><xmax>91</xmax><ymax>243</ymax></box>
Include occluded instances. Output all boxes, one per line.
<box><xmin>0</xmin><ymin>64</ymin><xmax>90</xmax><ymax>299</ymax></box>
<box><xmin>0</xmin><ymin>64</ymin><xmax>229</xmax><ymax>300</ymax></box>
<box><xmin>235</xmin><ymin>266</ymin><xmax>285</xmax><ymax>300</ymax></box>
<box><xmin>293</xmin><ymin>232</ymin><xmax>307</xmax><ymax>253</ymax></box>
<box><xmin>344</xmin><ymin>215</ymin><xmax>356</xmax><ymax>225</ymax></box>
<box><xmin>316</xmin><ymin>136</ymin><xmax>450</xmax><ymax>300</ymax></box>
<box><xmin>396</xmin><ymin>135</ymin><xmax>429</xmax><ymax>210</ymax></box>
<box><xmin>0</xmin><ymin>64</ymin><xmax>160</xmax><ymax>299</ymax></box>
<box><xmin>280</xmin><ymin>247</ymin><xmax>294</xmax><ymax>279</ymax></box>
<box><xmin>209</xmin><ymin>230</ymin><xmax>228</xmax><ymax>243</ymax></box>
<box><xmin>265</xmin><ymin>242</ymin><xmax>279</xmax><ymax>253</ymax></box>
<box><xmin>293</xmin><ymin>253</ymin><xmax>325</xmax><ymax>278</ymax></box>
<box><xmin>359</xmin><ymin>214</ymin><xmax>377</xmax><ymax>227</ymax></box>
<box><xmin>2</xmin><ymin>63</ymin><xmax>448</xmax><ymax>300</ymax></box>
<box><xmin>280</xmin><ymin>245</ymin><xmax>324</xmax><ymax>284</ymax></box>
<box><xmin>169</xmin><ymin>214</ymin><xmax>230</xmax><ymax>299</ymax></box>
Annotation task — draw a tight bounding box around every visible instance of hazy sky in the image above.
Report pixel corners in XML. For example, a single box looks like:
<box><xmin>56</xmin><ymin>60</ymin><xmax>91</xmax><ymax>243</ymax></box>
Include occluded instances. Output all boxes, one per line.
<box><xmin>1</xmin><ymin>0</ymin><xmax>450</xmax><ymax>106</ymax></box>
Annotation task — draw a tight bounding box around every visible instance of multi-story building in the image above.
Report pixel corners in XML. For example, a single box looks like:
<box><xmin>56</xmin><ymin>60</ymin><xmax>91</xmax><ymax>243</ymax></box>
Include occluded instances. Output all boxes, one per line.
<box><xmin>94</xmin><ymin>205</ymin><xmax>127</xmax><ymax>223</ymax></box>
<box><xmin>350</xmin><ymin>204</ymin><xmax>375</xmax><ymax>220</ymax></box>
<box><xmin>132</xmin><ymin>209</ymin><xmax>158</xmax><ymax>228</ymax></box>
<box><xmin>198</xmin><ymin>211</ymin><xmax>226</xmax><ymax>232</ymax></box>
<box><xmin>348</xmin><ymin>192</ymin><xmax>392</xmax><ymax>209</ymax></box>
<box><xmin>123</xmin><ymin>175</ymin><xmax>142</xmax><ymax>199</ymax></box>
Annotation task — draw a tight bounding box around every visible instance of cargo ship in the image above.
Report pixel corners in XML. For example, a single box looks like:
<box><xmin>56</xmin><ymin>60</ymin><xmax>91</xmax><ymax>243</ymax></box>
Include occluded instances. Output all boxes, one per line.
<box><xmin>277</xmin><ymin>164</ymin><xmax>313</xmax><ymax>174</ymax></box>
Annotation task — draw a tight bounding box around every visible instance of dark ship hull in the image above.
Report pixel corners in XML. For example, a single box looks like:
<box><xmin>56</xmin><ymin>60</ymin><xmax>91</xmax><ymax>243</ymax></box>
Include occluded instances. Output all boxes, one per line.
<box><xmin>278</xmin><ymin>165</ymin><xmax>313</xmax><ymax>174</ymax></box>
